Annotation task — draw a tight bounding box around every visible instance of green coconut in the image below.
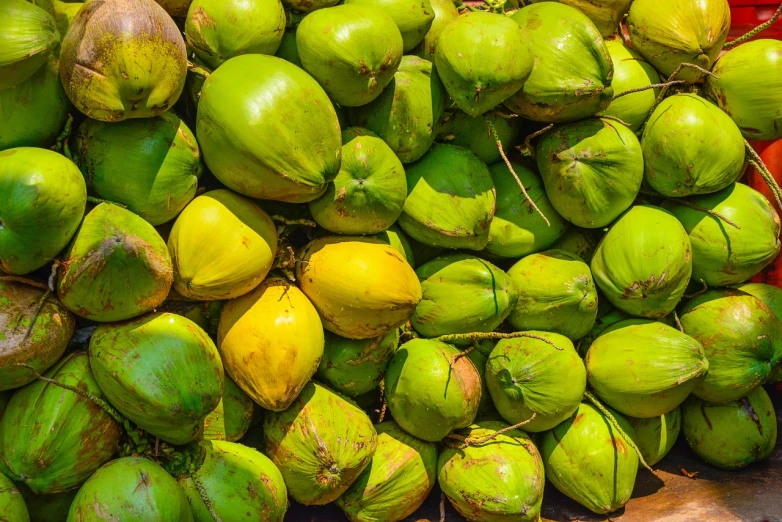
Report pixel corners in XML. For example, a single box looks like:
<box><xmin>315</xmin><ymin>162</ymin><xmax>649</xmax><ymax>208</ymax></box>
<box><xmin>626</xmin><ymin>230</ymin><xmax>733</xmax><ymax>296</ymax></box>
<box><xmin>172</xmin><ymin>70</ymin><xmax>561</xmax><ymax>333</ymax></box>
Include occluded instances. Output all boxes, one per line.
<box><xmin>586</xmin><ymin>320</ymin><xmax>708</xmax><ymax>418</ymax></box>
<box><xmin>485</xmin><ymin>332</ymin><xmax>586</xmax><ymax>432</ymax></box>
<box><xmin>282</xmin><ymin>0</ymin><xmax>338</xmax><ymax>13</ymax></box>
<box><xmin>413</xmin><ymin>0</ymin><xmax>458</xmax><ymax>61</ymax></box>
<box><xmin>179</xmin><ymin>440</ymin><xmax>287</xmax><ymax>522</ymax></box>
<box><xmin>438</xmin><ymin>111</ymin><xmax>522</xmax><ymax>166</ymax></box>
<box><xmin>550</xmin><ymin>227</ymin><xmax>599</xmax><ymax>264</ymax></box>
<box><xmin>537</xmin><ymin>118</ymin><xmax>644</xmax><ymax>228</ymax></box>
<box><xmin>679</xmin><ymin>288</ymin><xmax>782</xmax><ymax>403</ymax></box>
<box><xmin>438</xmin><ymin>421</ymin><xmax>545</xmax><ymax>522</ymax></box>
<box><xmin>385</xmin><ymin>339</ymin><xmax>481</xmax><ymax>441</ymax></box>
<box><xmin>347</xmin><ymin>55</ymin><xmax>446</xmax><ymax>164</ymax></box>
<box><xmin>398</xmin><ymin>144</ymin><xmax>496</xmax><ymax>250</ymax></box>
<box><xmin>507</xmin><ymin>250</ymin><xmax>598</xmax><ymax>340</ymax></box>
<box><xmin>373</xmin><ymin>223</ymin><xmax>416</xmax><ymax>267</ymax></box>
<box><xmin>0</xmin><ymin>352</ymin><xmax>122</xmax><ymax>494</ymax></box>
<box><xmin>0</xmin><ymin>59</ymin><xmax>68</xmax><ymax>151</ymax></box>
<box><xmin>337</xmin><ymin>421</ymin><xmax>438</xmax><ymax>522</ymax></box>
<box><xmin>59</xmin><ymin>0</ymin><xmax>186</xmax><ymax>121</ymax></box>
<box><xmin>737</xmin><ymin>283</ymin><xmax>782</xmax><ymax>320</ymax></box>
<box><xmin>706</xmin><ymin>39</ymin><xmax>782</xmax><ymax>140</ymax></box>
<box><xmin>485</xmin><ymin>161</ymin><xmax>568</xmax><ymax>259</ymax></box>
<box><xmin>0</xmin><ymin>0</ymin><xmax>58</xmax><ymax>90</ymax></box>
<box><xmin>507</xmin><ymin>3</ymin><xmax>613</xmax><ymax>123</ymax></box>
<box><xmin>0</xmin><ymin>474</ymin><xmax>29</xmax><ymax>522</ymax></box>
<box><xmin>274</xmin><ymin>28</ymin><xmax>301</xmax><ymax>68</ymax></box>
<box><xmin>263</xmin><ymin>381</ymin><xmax>377</xmax><ymax>505</ymax></box>
<box><xmin>434</xmin><ymin>11</ymin><xmax>532</xmax><ymax>117</ymax></box>
<box><xmin>541</xmin><ymin>403</ymin><xmax>638</xmax><ymax>515</ymax></box>
<box><xmin>529</xmin><ymin>0</ymin><xmax>631</xmax><ymax>37</ymax></box>
<box><xmin>598</xmin><ymin>38</ymin><xmax>660</xmax><ymax>132</ymax></box>
<box><xmin>202</xmin><ymin>375</ymin><xmax>255</xmax><ymax>442</ymax></box>
<box><xmin>317</xmin><ymin>329</ymin><xmax>399</xmax><ymax>398</ymax></box>
<box><xmin>682</xmin><ymin>386</ymin><xmax>777</xmax><ymax>470</ymax></box>
<box><xmin>344</xmin><ymin>0</ymin><xmax>433</xmax><ymax>52</ymax></box>
<box><xmin>74</xmin><ymin>113</ymin><xmax>202</xmax><ymax>226</ymax></box>
<box><xmin>642</xmin><ymin>94</ymin><xmax>746</xmax><ymax>197</ymax></box>
<box><xmin>628</xmin><ymin>408</ymin><xmax>681</xmax><ymax>466</ymax></box>
<box><xmin>66</xmin><ymin>457</ymin><xmax>193</xmax><ymax>522</ymax></box>
<box><xmin>296</xmin><ymin>5</ymin><xmax>403</xmax><ymax>107</ymax></box>
<box><xmin>310</xmin><ymin>128</ymin><xmax>407</xmax><ymax>235</ymax></box>
<box><xmin>185</xmin><ymin>0</ymin><xmax>285</xmax><ymax>70</ymax></box>
<box><xmin>591</xmin><ymin>205</ymin><xmax>692</xmax><ymax>318</ymax></box>
<box><xmin>0</xmin><ymin>147</ymin><xmax>86</xmax><ymax>275</ymax></box>
<box><xmin>412</xmin><ymin>253</ymin><xmax>519</xmax><ymax>339</ymax></box>
<box><xmin>89</xmin><ymin>313</ymin><xmax>223</xmax><ymax>445</ymax></box>
<box><xmin>197</xmin><ymin>54</ymin><xmax>341</xmax><ymax>202</ymax></box>
<box><xmin>17</xmin><ymin>482</ymin><xmax>76</xmax><ymax>522</ymax></box>
<box><xmin>627</xmin><ymin>0</ymin><xmax>729</xmax><ymax>83</ymax></box>
<box><xmin>576</xmin><ymin>303</ymin><xmax>630</xmax><ymax>356</ymax></box>
<box><xmin>663</xmin><ymin>183</ymin><xmax>780</xmax><ymax>287</ymax></box>
<box><xmin>56</xmin><ymin>203</ymin><xmax>173</xmax><ymax>322</ymax></box>
<box><xmin>0</xmin><ymin>280</ymin><xmax>74</xmax><ymax>391</ymax></box>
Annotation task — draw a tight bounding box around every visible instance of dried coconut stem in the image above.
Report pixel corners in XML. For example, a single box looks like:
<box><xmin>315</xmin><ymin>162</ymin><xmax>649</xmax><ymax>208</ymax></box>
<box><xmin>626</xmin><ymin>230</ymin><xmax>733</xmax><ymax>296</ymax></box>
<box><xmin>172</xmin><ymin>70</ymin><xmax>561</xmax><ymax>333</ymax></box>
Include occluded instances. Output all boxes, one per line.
<box><xmin>0</xmin><ymin>276</ymin><xmax>49</xmax><ymax>291</ymax></box>
<box><xmin>439</xmin><ymin>491</ymin><xmax>446</xmax><ymax>522</ymax></box>
<box><xmin>450</xmin><ymin>342</ymin><xmax>478</xmax><ymax>367</ymax></box>
<box><xmin>746</xmin><ymin>140</ymin><xmax>782</xmax><ymax>209</ymax></box>
<box><xmin>190</xmin><ymin>470</ymin><xmax>223</xmax><ymax>522</ymax></box>
<box><xmin>435</xmin><ymin>331</ymin><xmax>564</xmax><ymax>351</ymax></box>
<box><xmin>599</xmin><ymin>115</ymin><xmax>633</xmax><ymax>127</ymax></box>
<box><xmin>673</xmin><ymin>311</ymin><xmax>684</xmax><ymax>333</ymax></box>
<box><xmin>613</xmin><ymin>80</ymin><xmax>687</xmax><ymax>99</ymax></box>
<box><xmin>683</xmin><ymin>279</ymin><xmax>709</xmax><ymax>299</ymax></box>
<box><xmin>640</xmin><ymin>63</ymin><xmax>719</xmax><ymax>134</ymax></box>
<box><xmin>725</xmin><ymin>2</ymin><xmax>782</xmax><ymax>48</ymax></box>
<box><xmin>522</xmin><ymin>123</ymin><xmax>554</xmax><ymax>157</ymax></box>
<box><xmin>665</xmin><ymin>198</ymin><xmax>741</xmax><ymax>230</ymax></box>
<box><xmin>378</xmin><ymin>380</ymin><xmax>388</xmax><ymax>424</ymax></box>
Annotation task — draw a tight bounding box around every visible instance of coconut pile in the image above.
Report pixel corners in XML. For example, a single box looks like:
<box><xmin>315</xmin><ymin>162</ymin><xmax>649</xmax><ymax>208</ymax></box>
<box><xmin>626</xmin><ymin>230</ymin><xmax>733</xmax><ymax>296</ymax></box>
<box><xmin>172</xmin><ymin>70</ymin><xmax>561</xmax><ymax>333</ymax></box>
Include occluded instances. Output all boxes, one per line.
<box><xmin>1</xmin><ymin>0</ymin><xmax>782</xmax><ymax>520</ymax></box>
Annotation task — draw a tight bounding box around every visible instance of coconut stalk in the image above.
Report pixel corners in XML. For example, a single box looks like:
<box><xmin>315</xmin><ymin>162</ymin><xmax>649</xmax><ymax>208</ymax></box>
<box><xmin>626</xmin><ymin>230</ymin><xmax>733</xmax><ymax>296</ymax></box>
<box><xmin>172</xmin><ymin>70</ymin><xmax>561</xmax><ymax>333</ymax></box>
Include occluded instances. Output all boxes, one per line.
<box><xmin>724</xmin><ymin>2</ymin><xmax>782</xmax><ymax>49</ymax></box>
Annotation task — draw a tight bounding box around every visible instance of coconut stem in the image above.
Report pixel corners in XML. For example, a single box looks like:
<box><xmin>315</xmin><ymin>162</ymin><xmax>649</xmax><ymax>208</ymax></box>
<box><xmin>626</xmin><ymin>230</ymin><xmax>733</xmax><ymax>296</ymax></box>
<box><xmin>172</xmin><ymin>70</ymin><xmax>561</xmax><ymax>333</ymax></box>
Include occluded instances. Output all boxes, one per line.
<box><xmin>584</xmin><ymin>391</ymin><xmax>654</xmax><ymax>473</ymax></box>
<box><xmin>486</xmin><ymin>119</ymin><xmax>551</xmax><ymax>227</ymax></box>
<box><xmin>613</xmin><ymin>80</ymin><xmax>687</xmax><ymax>99</ymax></box>
<box><xmin>599</xmin><ymin>115</ymin><xmax>633</xmax><ymax>127</ymax></box>
<box><xmin>271</xmin><ymin>216</ymin><xmax>318</xmax><ymax>227</ymax></box>
<box><xmin>439</xmin><ymin>491</ymin><xmax>446</xmax><ymax>522</ymax></box>
<box><xmin>189</xmin><ymin>470</ymin><xmax>223</xmax><ymax>522</ymax></box>
<box><xmin>378</xmin><ymin>380</ymin><xmax>388</xmax><ymax>424</ymax></box>
<box><xmin>450</xmin><ymin>342</ymin><xmax>478</xmax><ymax>368</ymax></box>
<box><xmin>447</xmin><ymin>413</ymin><xmax>538</xmax><ymax>450</ymax></box>
<box><xmin>0</xmin><ymin>276</ymin><xmax>49</xmax><ymax>291</ymax></box>
<box><xmin>683</xmin><ymin>279</ymin><xmax>708</xmax><ymax>299</ymax></box>
<box><xmin>435</xmin><ymin>331</ymin><xmax>564</xmax><ymax>351</ymax></box>
<box><xmin>673</xmin><ymin>311</ymin><xmax>684</xmax><ymax>333</ymax></box>
<box><xmin>746</xmin><ymin>140</ymin><xmax>782</xmax><ymax>209</ymax></box>
<box><xmin>664</xmin><ymin>198</ymin><xmax>741</xmax><ymax>230</ymax></box>
<box><xmin>51</xmin><ymin>114</ymin><xmax>74</xmax><ymax>161</ymax></box>
<box><xmin>521</xmin><ymin>123</ymin><xmax>553</xmax><ymax>158</ymax></box>
<box><xmin>187</xmin><ymin>60</ymin><xmax>212</xmax><ymax>78</ymax></box>
<box><xmin>86</xmin><ymin>196</ymin><xmax>127</xmax><ymax>208</ymax></box>
<box><xmin>640</xmin><ymin>63</ymin><xmax>719</xmax><ymax>134</ymax></box>
<box><xmin>724</xmin><ymin>2</ymin><xmax>782</xmax><ymax>49</ymax></box>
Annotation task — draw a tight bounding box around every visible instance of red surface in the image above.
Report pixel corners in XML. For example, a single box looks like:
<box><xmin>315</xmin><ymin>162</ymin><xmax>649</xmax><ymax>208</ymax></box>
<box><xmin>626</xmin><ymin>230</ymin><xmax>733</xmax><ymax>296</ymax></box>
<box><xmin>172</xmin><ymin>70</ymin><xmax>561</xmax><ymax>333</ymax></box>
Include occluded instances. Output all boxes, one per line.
<box><xmin>745</xmin><ymin>139</ymin><xmax>782</xmax><ymax>286</ymax></box>
<box><xmin>728</xmin><ymin>1</ymin><xmax>782</xmax><ymax>40</ymax></box>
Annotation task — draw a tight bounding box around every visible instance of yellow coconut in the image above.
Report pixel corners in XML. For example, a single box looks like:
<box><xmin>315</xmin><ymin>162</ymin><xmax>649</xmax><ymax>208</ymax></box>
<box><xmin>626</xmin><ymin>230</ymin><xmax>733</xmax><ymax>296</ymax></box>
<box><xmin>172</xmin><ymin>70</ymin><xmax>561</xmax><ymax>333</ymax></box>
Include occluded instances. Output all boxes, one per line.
<box><xmin>296</xmin><ymin>236</ymin><xmax>423</xmax><ymax>339</ymax></box>
<box><xmin>217</xmin><ymin>277</ymin><xmax>324</xmax><ymax>411</ymax></box>
<box><xmin>168</xmin><ymin>189</ymin><xmax>278</xmax><ymax>300</ymax></box>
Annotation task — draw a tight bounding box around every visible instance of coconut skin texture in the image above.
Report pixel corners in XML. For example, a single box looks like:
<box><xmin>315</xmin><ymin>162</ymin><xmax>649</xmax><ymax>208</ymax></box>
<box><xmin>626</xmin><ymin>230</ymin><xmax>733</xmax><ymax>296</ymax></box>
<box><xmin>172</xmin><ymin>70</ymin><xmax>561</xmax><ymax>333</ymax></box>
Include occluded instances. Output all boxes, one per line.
<box><xmin>0</xmin><ymin>353</ymin><xmax>122</xmax><ymax>495</ymax></box>
<box><xmin>530</xmin><ymin>0</ymin><xmax>631</xmax><ymax>37</ymax></box>
<box><xmin>682</xmin><ymin>387</ymin><xmax>777</xmax><ymax>470</ymax></box>
<box><xmin>628</xmin><ymin>407</ymin><xmax>681</xmax><ymax>466</ymax></box>
<box><xmin>413</xmin><ymin>0</ymin><xmax>458</xmax><ymax>61</ymax></box>
<box><xmin>59</xmin><ymin>0</ymin><xmax>187</xmax><ymax>122</ymax></box>
<box><xmin>0</xmin><ymin>473</ymin><xmax>29</xmax><ymax>522</ymax></box>
<box><xmin>202</xmin><ymin>375</ymin><xmax>255</xmax><ymax>442</ymax></box>
<box><xmin>373</xmin><ymin>223</ymin><xmax>416</xmax><ymax>268</ymax></box>
<box><xmin>438</xmin><ymin>111</ymin><xmax>522</xmax><ymax>166</ymax></box>
<box><xmin>344</xmin><ymin>0</ymin><xmax>434</xmax><ymax>52</ymax></box>
<box><xmin>0</xmin><ymin>281</ymin><xmax>75</xmax><ymax>391</ymax></box>
<box><xmin>0</xmin><ymin>0</ymin><xmax>59</xmax><ymax>90</ymax></box>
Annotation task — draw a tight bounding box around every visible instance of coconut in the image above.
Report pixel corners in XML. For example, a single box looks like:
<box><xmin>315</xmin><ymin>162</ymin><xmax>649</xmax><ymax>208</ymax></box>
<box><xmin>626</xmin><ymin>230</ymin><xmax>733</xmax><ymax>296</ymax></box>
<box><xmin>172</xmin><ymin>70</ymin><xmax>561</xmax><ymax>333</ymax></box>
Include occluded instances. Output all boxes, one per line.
<box><xmin>507</xmin><ymin>250</ymin><xmax>598</xmax><ymax>340</ymax></box>
<box><xmin>706</xmin><ymin>39</ymin><xmax>782</xmax><ymax>140</ymax></box>
<box><xmin>218</xmin><ymin>278</ymin><xmax>324</xmax><ymax>411</ymax></box>
<box><xmin>337</xmin><ymin>421</ymin><xmax>438</xmax><ymax>522</ymax></box>
<box><xmin>202</xmin><ymin>376</ymin><xmax>255</xmax><ymax>442</ymax></box>
<box><xmin>586</xmin><ymin>320</ymin><xmax>709</xmax><ymax>418</ymax></box>
<box><xmin>435</xmin><ymin>11</ymin><xmax>533</xmax><ymax>116</ymax></box>
<box><xmin>485</xmin><ymin>332</ymin><xmax>586</xmax><ymax>432</ymax></box>
<box><xmin>263</xmin><ymin>382</ymin><xmax>377</xmax><ymax>505</ymax></box>
<box><xmin>154</xmin><ymin>0</ymin><xmax>192</xmax><ymax>17</ymax></box>
<box><xmin>438</xmin><ymin>421</ymin><xmax>545</xmax><ymax>522</ymax></box>
<box><xmin>310</xmin><ymin>128</ymin><xmax>407</xmax><ymax>235</ymax></box>
<box><xmin>438</xmin><ymin>111</ymin><xmax>523</xmax><ymax>166</ymax></box>
<box><xmin>282</xmin><ymin>0</ymin><xmax>338</xmax><ymax>12</ymax></box>
<box><xmin>185</xmin><ymin>0</ymin><xmax>285</xmax><ymax>70</ymax></box>
<box><xmin>386</xmin><ymin>339</ymin><xmax>482</xmax><ymax>441</ymax></box>
<box><xmin>74</xmin><ymin>113</ymin><xmax>202</xmax><ymax>226</ymax></box>
<box><xmin>0</xmin><ymin>281</ymin><xmax>74</xmax><ymax>391</ymax></box>
<box><xmin>0</xmin><ymin>352</ymin><xmax>122</xmax><ymax>494</ymax></box>
<box><xmin>89</xmin><ymin>313</ymin><xmax>224</xmax><ymax>445</ymax></box>
<box><xmin>59</xmin><ymin>0</ymin><xmax>186</xmax><ymax>121</ymax></box>
<box><xmin>168</xmin><ymin>190</ymin><xmax>278</xmax><ymax>300</ymax></box>
<box><xmin>485</xmin><ymin>161</ymin><xmax>568</xmax><ymax>259</ymax></box>
<box><xmin>398</xmin><ymin>144</ymin><xmax>496</xmax><ymax>250</ymax></box>
<box><xmin>296</xmin><ymin>236</ymin><xmax>422</xmax><ymax>339</ymax></box>
<box><xmin>66</xmin><ymin>457</ymin><xmax>193</xmax><ymax>521</ymax></box>
<box><xmin>530</xmin><ymin>0</ymin><xmax>631</xmax><ymax>37</ymax></box>
<box><xmin>275</xmin><ymin>28</ymin><xmax>301</xmax><ymax>67</ymax></box>
<box><xmin>507</xmin><ymin>3</ymin><xmax>613</xmax><ymax>122</ymax></box>
<box><xmin>537</xmin><ymin>118</ymin><xmax>644</xmax><ymax>228</ymax></box>
<box><xmin>347</xmin><ymin>56</ymin><xmax>446</xmax><ymax>163</ymax></box>
<box><xmin>0</xmin><ymin>148</ymin><xmax>86</xmax><ymax>275</ymax></box>
<box><xmin>344</xmin><ymin>0</ymin><xmax>434</xmax><ymax>52</ymax></box>
<box><xmin>679</xmin><ymin>288</ymin><xmax>782</xmax><ymax>403</ymax></box>
<box><xmin>0</xmin><ymin>59</ymin><xmax>68</xmax><ymax>151</ymax></box>
<box><xmin>682</xmin><ymin>386</ymin><xmax>777</xmax><ymax>470</ymax></box>
<box><xmin>0</xmin><ymin>0</ymin><xmax>58</xmax><ymax>89</ymax></box>
<box><xmin>56</xmin><ymin>203</ymin><xmax>173</xmax><ymax>322</ymax></box>
<box><xmin>412</xmin><ymin>253</ymin><xmax>519</xmax><ymax>339</ymax></box>
<box><xmin>551</xmin><ymin>227</ymin><xmax>599</xmax><ymax>264</ymax></box>
<box><xmin>541</xmin><ymin>403</ymin><xmax>638</xmax><ymax>515</ymax></box>
<box><xmin>317</xmin><ymin>329</ymin><xmax>399</xmax><ymax>398</ymax></box>
<box><xmin>628</xmin><ymin>408</ymin><xmax>681</xmax><ymax>466</ymax></box>
<box><xmin>296</xmin><ymin>5</ymin><xmax>402</xmax><ymax>107</ymax></box>
<box><xmin>374</xmin><ymin>224</ymin><xmax>416</xmax><ymax>267</ymax></box>
<box><xmin>737</xmin><ymin>283</ymin><xmax>782</xmax><ymax>319</ymax></box>
<box><xmin>179</xmin><ymin>440</ymin><xmax>287</xmax><ymax>522</ymax></box>
<box><xmin>465</xmin><ymin>345</ymin><xmax>499</xmax><ymax>422</ymax></box>
<box><xmin>413</xmin><ymin>0</ymin><xmax>458</xmax><ymax>61</ymax></box>
<box><xmin>591</xmin><ymin>205</ymin><xmax>692</xmax><ymax>318</ymax></box>
<box><xmin>627</xmin><ymin>0</ymin><xmax>729</xmax><ymax>83</ymax></box>
<box><xmin>0</xmin><ymin>474</ymin><xmax>28</xmax><ymax>522</ymax></box>
<box><xmin>642</xmin><ymin>94</ymin><xmax>746</xmax><ymax>197</ymax></box>
<box><xmin>663</xmin><ymin>183</ymin><xmax>780</xmax><ymax>287</ymax></box>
